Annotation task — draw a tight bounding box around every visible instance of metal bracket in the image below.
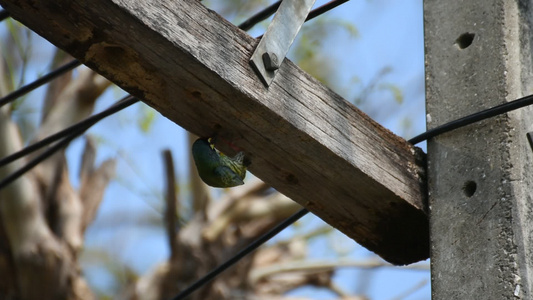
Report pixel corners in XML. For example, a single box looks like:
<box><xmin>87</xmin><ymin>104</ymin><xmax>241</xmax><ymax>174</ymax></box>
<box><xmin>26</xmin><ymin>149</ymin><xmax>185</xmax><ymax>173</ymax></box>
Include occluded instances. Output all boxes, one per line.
<box><xmin>250</xmin><ymin>0</ymin><xmax>316</xmax><ymax>87</ymax></box>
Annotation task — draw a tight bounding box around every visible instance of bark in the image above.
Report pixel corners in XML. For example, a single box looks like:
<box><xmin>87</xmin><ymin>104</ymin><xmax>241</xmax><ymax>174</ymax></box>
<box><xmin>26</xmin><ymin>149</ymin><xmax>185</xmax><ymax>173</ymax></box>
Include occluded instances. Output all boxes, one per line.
<box><xmin>0</xmin><ymin>49</ymin><xmax>114</xmax><ymax>299</ymax></box>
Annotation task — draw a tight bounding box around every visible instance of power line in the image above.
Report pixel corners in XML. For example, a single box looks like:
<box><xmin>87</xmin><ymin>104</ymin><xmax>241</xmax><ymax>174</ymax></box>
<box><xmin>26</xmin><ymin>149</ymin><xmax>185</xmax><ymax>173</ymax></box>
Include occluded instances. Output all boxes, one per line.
<box><xmin>0</xmin><ymin>95</ymin><xmax>138</xmax><ymax>190</ymax></box>
<box><xmin>0</xmin><ymin>95</ymin><xmax>138</xmax><ymax>167</ymax></box>
<box><xmin>0</xmin><ymin>124</ymin><xmax>82</xmax><ymax>191</ymax></box>
<box><xmin>246</xmin><ymin>0</ymin><xmax>351</xmax><ymax>38</ymax></box>
<box><xmin>409</xmin><ymin>93</ymin><xmax>533</xmax><ymax>144</ymax></box>
<box><xmin>306</xmin><ymin>0</ymin><xmax>350</xmax><ymax>22</ymax></box>
<box><xmin>238</xmin><ymin>1</ymin><xmax>280</xmax><ymax>31</ymax></box>
<box><xmin>0</xmin><ymin>59</ymin><xmax>81</xmax><ymax>108</ymax></box>
<box><xmin>170</xmin><ymin>207</ymin><xmax>309</xmax><ymax>300</ymax></box>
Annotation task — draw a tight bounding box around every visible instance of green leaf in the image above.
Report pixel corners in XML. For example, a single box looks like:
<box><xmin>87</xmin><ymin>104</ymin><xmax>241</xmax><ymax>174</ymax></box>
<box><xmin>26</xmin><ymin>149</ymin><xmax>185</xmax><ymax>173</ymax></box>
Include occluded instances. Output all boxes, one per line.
<box><xmin>378</xmin><ymin>83</ymin><xmax>404</xmax><ymax>104</ymax></box>
<box><xmin>137</xmin><ymin>105</ymin><xmax>156</xmax><ymax>133</ymax></box>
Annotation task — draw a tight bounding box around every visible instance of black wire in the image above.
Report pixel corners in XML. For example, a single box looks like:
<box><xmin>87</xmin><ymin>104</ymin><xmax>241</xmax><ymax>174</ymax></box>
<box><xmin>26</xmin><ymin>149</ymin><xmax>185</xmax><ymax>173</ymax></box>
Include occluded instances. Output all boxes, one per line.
<box><xmin>527</xmin><ymin>132</ymin><xmax>533</xmax><ymax>152</ymax></box>
<box><xmin>0</xmin><ymin>59</ymin><xmax>81</xmax><ymax>108</ymax></box>
<box><xmin>238</xmin><ymin>0</ymin><xmax>349</xmax><ymax>32</ymax></box>
<box><xmin>0</xmin><ymin>95</ymin><xmax>138</xmax><ymax>190</ymax></box>
<box><xmin>0</xmin><ymin>10</ymin><xmax>9</xmax><ymax>22</ymax></box>
<box><xmin>409</xmin><ymin>93</ymin><xmax>533</xmax><ymax>144</ymax></box>
<box><xmin>306</xmin><ymin>0</ymin><xmax>350</xmax><ymax>22</ymax></box>
<box><xmin>250</xmin><ymin>0</ymin><xmax>349</xmax><ymax>39</ymax></box>
<box><xmin>0</xmin><ymin>95</ymin><xmax>138</xmax><ymax>167</ymax></box>
<box><xmin>170</xmin><ymin>207</ymin><xmax>309</xmax><ymax>300</ymax></box>
<box><xmin>238</xmin><ymin>1</ymin><xmax>281</xmax><ymax>31</ymax></box>
<box><xmin>0</xmin><ymin>125</ymin><xmax>83</xmax><ymax>191</ymax></box>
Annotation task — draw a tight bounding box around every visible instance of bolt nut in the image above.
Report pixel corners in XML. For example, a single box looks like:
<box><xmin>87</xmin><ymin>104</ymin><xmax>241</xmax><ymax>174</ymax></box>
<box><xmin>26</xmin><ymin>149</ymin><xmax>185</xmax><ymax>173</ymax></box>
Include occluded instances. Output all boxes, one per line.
<box><xmin>262</xmin><ymin>52</ymin><xmax>280</xmax><ymax>71</ymax></box>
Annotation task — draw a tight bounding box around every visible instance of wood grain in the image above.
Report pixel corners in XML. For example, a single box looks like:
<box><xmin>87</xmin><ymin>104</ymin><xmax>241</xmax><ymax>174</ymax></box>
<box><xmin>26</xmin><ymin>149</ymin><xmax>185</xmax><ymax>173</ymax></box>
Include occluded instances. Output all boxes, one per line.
<box><xmin>1</xmin><ymin>0</ymin><xmax>429</xmax><ymax>264</ymax></box>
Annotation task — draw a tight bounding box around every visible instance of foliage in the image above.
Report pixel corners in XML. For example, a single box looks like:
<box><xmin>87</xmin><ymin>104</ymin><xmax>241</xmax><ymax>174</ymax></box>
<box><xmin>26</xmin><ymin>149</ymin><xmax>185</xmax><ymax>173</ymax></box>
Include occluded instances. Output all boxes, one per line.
<box><xmin>137</xmin><ymin>104</ymin><xmax>156</xmax><ymax>133</ymax></box>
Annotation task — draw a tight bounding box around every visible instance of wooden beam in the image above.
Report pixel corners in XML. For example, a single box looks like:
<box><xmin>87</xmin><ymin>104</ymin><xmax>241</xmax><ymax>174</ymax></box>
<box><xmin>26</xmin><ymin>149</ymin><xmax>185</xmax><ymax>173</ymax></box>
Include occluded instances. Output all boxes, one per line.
<box><xmin>1</xmin><ymin>0</ymin><xmax>428</xmax><ymax>264</ymax></box>
<box><xmin>425</xmin><ymin>0</ymin><xmax>533</xmax><ymax>297</ymax></box>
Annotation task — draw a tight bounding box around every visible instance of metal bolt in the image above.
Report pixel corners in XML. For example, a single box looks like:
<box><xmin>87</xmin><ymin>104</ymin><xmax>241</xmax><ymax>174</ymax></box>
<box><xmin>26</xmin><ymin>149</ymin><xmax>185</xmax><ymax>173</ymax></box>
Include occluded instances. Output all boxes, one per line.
<box><xmin>262</xmin><ymin>52</ymin><xmax>280</xmax><ymax>71</ymax></box>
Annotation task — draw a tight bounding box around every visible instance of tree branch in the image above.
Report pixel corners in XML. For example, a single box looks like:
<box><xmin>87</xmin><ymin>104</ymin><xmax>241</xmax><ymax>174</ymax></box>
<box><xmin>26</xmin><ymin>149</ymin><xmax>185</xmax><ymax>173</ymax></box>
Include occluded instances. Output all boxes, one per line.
<box><xmin>250</xmin><ymin>259</ymin><xmax>430</xmax><ymax>284</ymax></box>
<box><xmin>163</xmin><ymin>149</ymin><xmax>179</xmax><ymax>260</ymax></box>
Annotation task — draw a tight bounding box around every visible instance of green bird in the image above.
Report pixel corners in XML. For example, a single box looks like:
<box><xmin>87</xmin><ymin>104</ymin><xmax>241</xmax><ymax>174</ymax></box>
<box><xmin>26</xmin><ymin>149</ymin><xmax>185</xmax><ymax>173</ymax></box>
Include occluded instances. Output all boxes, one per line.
<box><xmin>192</xmin><ymin>138</ymin><xmax>247</xmax><ymax>188</ymax></box>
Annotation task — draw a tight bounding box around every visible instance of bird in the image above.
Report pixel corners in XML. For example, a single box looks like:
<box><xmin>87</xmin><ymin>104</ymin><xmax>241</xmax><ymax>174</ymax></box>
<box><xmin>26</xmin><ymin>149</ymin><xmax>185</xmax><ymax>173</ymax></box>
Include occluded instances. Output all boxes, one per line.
<box><xmin>192</xmin><ymin>137</ymin><xmax>248</xmax><ymax>188</ymax></box>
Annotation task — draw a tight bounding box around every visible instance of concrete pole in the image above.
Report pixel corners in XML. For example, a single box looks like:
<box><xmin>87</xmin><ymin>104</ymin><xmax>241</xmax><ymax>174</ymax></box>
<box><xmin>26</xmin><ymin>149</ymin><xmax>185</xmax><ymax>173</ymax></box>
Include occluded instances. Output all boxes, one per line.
<box><xmin>424</xmin><ymin>1</ymin><xmax>533</xmax><ymax>299</ymax></box>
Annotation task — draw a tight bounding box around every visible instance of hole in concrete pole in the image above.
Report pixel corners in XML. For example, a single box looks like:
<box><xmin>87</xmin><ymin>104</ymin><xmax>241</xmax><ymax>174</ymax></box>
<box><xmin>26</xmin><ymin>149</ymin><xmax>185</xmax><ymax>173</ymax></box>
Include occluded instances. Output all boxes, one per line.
<box><xmin>463</xmin><ymin>180</ymin><xmax>477</xmax><ymax>197</ymax></box>
<box><xmin>455</xmin><ymin>32</ymin><xmax>475</xmax><ymax>49</ymax></box>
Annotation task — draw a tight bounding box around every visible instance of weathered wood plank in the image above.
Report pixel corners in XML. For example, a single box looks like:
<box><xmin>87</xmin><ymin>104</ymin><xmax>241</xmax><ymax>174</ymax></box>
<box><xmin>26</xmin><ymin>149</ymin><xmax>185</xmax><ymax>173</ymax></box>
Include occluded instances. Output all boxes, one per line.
<box><xmin>1</xmin><ymin>0</ymin><xmax>428</xmax><ymax>264</ymax></box>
